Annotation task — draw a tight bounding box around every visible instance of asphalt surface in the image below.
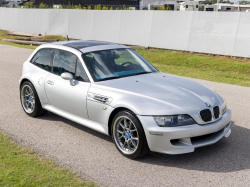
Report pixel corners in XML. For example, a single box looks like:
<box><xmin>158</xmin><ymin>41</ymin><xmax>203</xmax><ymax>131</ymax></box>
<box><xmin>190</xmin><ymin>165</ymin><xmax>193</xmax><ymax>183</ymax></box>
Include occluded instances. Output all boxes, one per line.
<box><xmin>0</xmin><ymin>44</ymin><xmax>250</xmax><ymax>187</ymax></box>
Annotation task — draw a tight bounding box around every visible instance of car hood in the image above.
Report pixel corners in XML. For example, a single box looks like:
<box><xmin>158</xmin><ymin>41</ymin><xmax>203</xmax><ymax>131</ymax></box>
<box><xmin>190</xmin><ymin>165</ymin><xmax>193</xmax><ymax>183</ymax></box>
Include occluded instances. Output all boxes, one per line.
<box><xmin>95</xmin><ymin>72</ymin><xmax>222</xmax><ymax>112</ymax></box>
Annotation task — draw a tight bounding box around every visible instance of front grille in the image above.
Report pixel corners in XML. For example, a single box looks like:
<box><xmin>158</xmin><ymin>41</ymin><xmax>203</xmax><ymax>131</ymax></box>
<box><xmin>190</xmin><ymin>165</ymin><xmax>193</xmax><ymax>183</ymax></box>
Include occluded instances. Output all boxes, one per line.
<box><xmin>213</xmin><ymin>106</ymin><xmax>220</xmax><ymax>119</ymax></box>
<box><xmin>200</xmin><ymin>109</ymin><xmax>212</xmax><ymax>122</ymax></box>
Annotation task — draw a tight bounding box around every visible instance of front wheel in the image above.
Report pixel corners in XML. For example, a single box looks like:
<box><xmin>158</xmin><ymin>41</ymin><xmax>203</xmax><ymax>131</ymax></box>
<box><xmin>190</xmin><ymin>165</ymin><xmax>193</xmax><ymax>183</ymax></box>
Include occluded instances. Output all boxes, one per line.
<box><xmin>20</xmin><ymin>81</ymin><xmax>47</xmax><ymax>117</ymax></box>
<box><xmin>112</xmin><ymin>110</ymin><xmax>149</xmax><ymax>159</ymax></box>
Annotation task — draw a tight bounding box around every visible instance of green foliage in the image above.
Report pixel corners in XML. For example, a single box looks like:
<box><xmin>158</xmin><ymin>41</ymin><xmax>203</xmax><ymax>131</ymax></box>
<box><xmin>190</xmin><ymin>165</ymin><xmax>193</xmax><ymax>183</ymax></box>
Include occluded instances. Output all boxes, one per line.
<box><xmin>39</xmin><ymin>2</ymin><xmax>47</xmax><ymax>9</ymax></box>
<box><xmin>165</xmin><ymin>4</ymin><xmax>172</xmax><ymax>10</ymax></box>
<box><xmin>239</xmin><ymin>0</ymin><xmax>250</xmax><ymax>4</ymax></box>
<box><xmin>23</xmin><ymin>2</ymin><xmax>35</xmax><ymax>9</ymax></box>
<box><xmin>77</xmin><ymin>4</ymin><xmax>82</xmax><ymax>9</ymax></box>
<box><xmin>157</xmin><ymin>5</ymin><xmax>165</xmax><ymax>10</ymax></box>
<box><xmin>67</xmin><ymin>2</ymin><xmax>72</xmax><ymax>9</ymax></box>
<box><xmin>102</xmin><ymin>6</ymin><xmax>109</xmax><ymax>10</ymax></box>
<box><xmin>2</xmin><ymin>2</ymin><xmax>135</xmax><ymax>10</ymax></box>
<box><xmin>94</xmin><ymin>4</ymin><xmax>101</xmax><ymax>10</ymax></box>
<box><xmin>0</xmin><ymin>132</ymin><xmax>97</xmax><ymax>187</ymax></box>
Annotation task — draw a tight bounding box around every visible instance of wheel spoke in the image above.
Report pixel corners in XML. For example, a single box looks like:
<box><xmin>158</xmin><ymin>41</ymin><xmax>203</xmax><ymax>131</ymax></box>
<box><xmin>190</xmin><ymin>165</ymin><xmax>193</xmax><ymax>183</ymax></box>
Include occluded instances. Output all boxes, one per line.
<box><xmin>124</xmin><ymin>118</ymin><xmax>127</xmax><ymax>129</ymax></box>
<box><xmin>31</xmin><ymin>102</ymin><xmax>35</xmax><ymax>111</ymax></box>
<box><xmin>129</xmin><ymin>121</ymin><xmax>132</xmax><ymax>130</ymax></box>
<box><xmin>131</xmin><ymin>137</ymin><xmax>138</xmax><ymax>141</ymax></box>
<box><xmin>25</xmin><ymin>90</ymin><xmax>30</xmax><ymax>96</ymax></box>
<box><xmin>117</xmin><ymin>130</ymin><xmax>123</xmax><ymax>134</ymax></box>
<box><xmin>119</xmin><ymin>122</ymin><xmax>125</xmax><ymax>129</ymax></box>
<box><xmin>130</xmin><ymin>129</ymin><xmax>137</xmax><ymax>132</ymax></box>
<box><xmin>123</xmin><ymin>141</ymin><xmax>127</xmax><ymax>148</ymax></box>
<box><xmin>118</xmin><ymin>136</ymin><xmax>124</xmax><ymax>140</ymax></box>
<box><xmin>127</xmin><ymin>140</ymin><xmax>132</xmax><ymax>150</ymax></box>
<box><xmin>131</xmin><ymin>140</ymin><xmax>137</xmax><ymax>148</ymax></box>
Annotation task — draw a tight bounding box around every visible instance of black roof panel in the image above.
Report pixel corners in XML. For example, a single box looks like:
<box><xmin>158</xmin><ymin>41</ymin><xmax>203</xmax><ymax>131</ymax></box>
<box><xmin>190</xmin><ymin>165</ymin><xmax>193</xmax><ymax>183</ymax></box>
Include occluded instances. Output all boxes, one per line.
<box><xmin>63</xmin><ymin>40</ymin><xmax>114</xmax><ymax>49</ymax></box>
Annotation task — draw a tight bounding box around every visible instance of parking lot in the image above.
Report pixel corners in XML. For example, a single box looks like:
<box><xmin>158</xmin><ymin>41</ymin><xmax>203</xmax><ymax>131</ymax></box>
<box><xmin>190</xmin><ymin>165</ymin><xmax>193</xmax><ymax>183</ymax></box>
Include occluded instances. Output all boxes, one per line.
<box><xmin>0</xmin><ymin>44</ymin><xmax>250</xmax><ymax>186</ymax></box>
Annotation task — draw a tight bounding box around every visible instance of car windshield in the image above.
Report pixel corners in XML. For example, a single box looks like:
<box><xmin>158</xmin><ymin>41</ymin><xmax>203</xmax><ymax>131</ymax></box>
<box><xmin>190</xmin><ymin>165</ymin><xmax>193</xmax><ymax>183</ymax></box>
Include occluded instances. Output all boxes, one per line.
<box><xmin>82</xmin><ymin>49</ymin><xmax>158</xmax><ymax>81</ymax></box>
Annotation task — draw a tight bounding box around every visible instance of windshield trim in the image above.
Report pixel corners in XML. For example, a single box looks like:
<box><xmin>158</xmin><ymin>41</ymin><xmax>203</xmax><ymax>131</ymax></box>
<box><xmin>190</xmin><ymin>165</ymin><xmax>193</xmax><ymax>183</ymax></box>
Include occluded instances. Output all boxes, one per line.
<box><xmin>81</xmin><ymin>48</ymin><xmax>158</xmax><ymax>82</ymax></box>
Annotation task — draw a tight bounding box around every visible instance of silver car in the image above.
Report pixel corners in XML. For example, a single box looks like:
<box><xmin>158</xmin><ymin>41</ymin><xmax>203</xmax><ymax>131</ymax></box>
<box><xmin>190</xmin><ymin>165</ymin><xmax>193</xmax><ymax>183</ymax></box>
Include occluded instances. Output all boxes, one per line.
<box><xmin>19</xmin><ymin>41</ymin><xmax>232</xmax><ymax>159</ymax></box>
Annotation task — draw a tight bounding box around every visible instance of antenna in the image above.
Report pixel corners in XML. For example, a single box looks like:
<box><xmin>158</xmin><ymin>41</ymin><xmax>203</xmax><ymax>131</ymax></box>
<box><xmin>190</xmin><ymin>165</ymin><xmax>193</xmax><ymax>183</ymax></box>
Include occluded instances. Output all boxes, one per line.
<box><xmin>67</xmin><ymin>35</ymin><xmax>69</xmax><ymax>41</ymax></box>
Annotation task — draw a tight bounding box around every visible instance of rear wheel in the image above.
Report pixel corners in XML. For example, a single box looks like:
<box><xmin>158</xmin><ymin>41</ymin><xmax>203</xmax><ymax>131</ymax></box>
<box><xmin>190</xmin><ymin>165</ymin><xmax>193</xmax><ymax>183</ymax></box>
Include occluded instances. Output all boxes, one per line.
<box><xmin>20</xmin><ymin>81</ymin><xmax>47</xmax><ymax>117</ymax></box>
<box><xmin>112</xmin><ymin>110</ymin><xmax>149</xmax><ymax>159</ymax></box>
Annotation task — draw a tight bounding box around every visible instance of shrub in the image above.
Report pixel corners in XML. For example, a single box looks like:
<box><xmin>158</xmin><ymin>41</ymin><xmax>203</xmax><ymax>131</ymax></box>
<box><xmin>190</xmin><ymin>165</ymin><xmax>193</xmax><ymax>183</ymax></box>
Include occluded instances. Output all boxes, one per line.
<box><xmin>77</xmin><ymin>4</ymin><xmax>82</xmax><ymax>9</ymax></box>
<box><xmin>39</xmin><ymin>2</ymin><xmax>47</xmax><ymax>9</ymax></box>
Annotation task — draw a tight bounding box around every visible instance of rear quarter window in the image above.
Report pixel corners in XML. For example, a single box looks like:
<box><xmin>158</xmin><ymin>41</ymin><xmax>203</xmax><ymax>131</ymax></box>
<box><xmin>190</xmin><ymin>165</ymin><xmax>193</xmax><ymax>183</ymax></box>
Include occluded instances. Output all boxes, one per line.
<box><xmin>30</xmin><ymin>48</ymin><xmax>53</xmax><ymax>72</ymax></box>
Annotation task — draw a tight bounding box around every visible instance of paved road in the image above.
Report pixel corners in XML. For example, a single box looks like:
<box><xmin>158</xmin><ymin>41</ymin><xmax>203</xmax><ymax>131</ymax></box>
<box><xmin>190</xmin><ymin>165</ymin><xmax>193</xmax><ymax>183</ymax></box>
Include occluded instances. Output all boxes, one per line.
<box><xmin>0</xmin><ymin>44</ymin><xmax>250</xmax><ymax>187</ymax></box>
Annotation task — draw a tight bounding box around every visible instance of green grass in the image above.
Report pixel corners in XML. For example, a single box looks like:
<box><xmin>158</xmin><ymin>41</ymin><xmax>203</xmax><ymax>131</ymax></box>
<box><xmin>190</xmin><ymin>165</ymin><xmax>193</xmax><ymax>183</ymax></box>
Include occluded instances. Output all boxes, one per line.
<box><xmin>0</xmin><ymin>40</ymin><xmax>37</xmax><ymax>50</ymax></box>
<box><xmin>136</xmin><ymin>48</ymin><xmax>250</xmax><ymax>87</ymax></box>
<box><xmin>0</xmin><ymin>132</ymin><xmax>97</xmax><ymax>187</ymax></box>
<box><xmin>0</xmin><ymin>30</ymin><xmax>30</xmax><ymax>40</ymax></box>
<box><xmin>34</xmin><ymin>35</ymin><xmax>68</xmax><ymax>41</ymax></box>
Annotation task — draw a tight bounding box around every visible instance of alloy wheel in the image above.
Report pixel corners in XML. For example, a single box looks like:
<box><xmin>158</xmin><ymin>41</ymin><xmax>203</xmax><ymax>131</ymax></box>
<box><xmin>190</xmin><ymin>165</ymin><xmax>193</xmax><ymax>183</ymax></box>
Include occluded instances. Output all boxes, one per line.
<box><xmin>113</xmin><ymin>116</ymin><xmax>139</xmax><ymax>155</ymax></box>
<box><xmin>21</xmin><ymin>85</ymin><xmax>35</xmax><ymax>113</ymax></box>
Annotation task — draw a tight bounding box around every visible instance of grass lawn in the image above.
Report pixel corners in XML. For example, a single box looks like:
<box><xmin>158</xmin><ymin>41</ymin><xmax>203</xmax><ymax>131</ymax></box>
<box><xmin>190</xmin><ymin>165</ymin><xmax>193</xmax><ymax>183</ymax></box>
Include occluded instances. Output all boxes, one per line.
<box><xmin>0</xmin><ymin>132</ymin><xmax>96</xmax><ymax>187</ymax></box>
<box><xmin>137</xmin><ymin>48</ymin><xmax>250</xmax><ymax>87</ymax></box>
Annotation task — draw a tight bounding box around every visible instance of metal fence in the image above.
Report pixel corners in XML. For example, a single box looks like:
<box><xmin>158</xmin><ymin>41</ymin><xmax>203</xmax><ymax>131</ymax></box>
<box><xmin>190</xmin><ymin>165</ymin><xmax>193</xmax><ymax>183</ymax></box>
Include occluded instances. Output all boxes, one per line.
<box><xmin>1</xmin><ymin>8</ymin><xmax>250</xmax><ymax>58</ymax></box>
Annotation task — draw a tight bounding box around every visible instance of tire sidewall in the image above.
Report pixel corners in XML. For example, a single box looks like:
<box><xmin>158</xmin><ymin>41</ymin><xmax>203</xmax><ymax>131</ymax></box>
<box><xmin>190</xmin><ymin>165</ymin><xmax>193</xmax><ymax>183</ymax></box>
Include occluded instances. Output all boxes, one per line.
<box><xmin>112</xmin><ymin>110</ymin><xmax>146</xmax><ymax>159</ymax></box>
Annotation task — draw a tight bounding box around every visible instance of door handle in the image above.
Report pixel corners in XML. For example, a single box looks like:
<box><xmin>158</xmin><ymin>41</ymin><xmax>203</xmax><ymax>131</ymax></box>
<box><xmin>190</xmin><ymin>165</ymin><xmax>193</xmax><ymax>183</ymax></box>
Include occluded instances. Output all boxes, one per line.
<box><xmin>47</xmin><ymin>80</ymin><xmax>54</xmax><ymax>85</ymax></box>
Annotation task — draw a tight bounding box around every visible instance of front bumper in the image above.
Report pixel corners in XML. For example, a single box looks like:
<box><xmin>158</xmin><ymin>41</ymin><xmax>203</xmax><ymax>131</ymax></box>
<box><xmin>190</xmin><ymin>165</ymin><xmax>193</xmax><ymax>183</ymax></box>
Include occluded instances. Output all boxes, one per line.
<box><xmin>137</xmin><ymin>108</ymin><xmax>232</xmax><ymax>155</ymax></box>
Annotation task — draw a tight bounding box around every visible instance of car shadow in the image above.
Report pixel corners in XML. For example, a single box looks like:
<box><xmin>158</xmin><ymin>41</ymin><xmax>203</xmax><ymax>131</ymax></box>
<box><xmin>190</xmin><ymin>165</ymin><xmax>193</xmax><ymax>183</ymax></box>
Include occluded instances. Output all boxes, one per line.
<box><xmin>38</xmin><ymin>113</ymin><xmax>249</xmax><ymax>173</ymax></box>
<box><xmin>37</xmin><ymin>111</ymin><xmax>113</xmax><ymax>143</ymax></box>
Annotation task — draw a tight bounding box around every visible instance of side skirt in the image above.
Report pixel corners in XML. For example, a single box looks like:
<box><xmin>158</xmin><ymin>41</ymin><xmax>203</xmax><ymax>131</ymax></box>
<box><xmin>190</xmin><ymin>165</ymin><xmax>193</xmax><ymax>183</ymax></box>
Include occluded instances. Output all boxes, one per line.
<box><xmin>43</xmin><ymin>104</ymin><xmax>109</xmax><ymax>135</ymax></box>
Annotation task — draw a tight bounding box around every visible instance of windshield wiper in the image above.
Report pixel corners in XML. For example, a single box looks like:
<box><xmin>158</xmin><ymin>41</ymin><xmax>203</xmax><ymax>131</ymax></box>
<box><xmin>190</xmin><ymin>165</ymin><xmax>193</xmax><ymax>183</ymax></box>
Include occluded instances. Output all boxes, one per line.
<box><xmin>98</xmin><ymin>72</ymin><xmax>152</xmax><ymax>82</ymax></box>
<box><xmin>130</xmin><ymin>71</ymin><xmax>152</xmax><ymax>76</ymax></box>
<box><xmin>98</xmin><ymin>76</ymin><xmax>121</xmax><ymax>81</ymax></box>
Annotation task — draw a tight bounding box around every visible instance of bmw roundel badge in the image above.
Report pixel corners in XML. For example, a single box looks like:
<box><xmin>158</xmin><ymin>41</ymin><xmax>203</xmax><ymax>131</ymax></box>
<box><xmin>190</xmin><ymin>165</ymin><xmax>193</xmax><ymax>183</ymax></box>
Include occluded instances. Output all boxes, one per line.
<box><xmin>205</xmin><ymin>103</ymin><xmax>211</xmax><ymax>107</ymax></box>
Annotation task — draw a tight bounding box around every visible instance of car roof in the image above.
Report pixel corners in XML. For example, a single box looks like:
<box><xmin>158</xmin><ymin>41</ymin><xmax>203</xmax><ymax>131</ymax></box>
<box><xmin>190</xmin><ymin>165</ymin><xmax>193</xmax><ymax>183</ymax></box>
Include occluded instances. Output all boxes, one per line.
<box><xmin>52</xmin><ymin>40</ymin><xmax>130</xmax><ymax>53</ymax></box>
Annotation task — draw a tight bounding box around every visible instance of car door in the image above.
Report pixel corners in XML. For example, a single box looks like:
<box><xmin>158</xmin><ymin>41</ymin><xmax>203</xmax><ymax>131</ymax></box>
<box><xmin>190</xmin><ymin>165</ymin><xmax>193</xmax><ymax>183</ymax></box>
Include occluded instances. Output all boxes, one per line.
<box><xmin>29</xmin><ymin>48</ymin><xmax>54</xmax><ymax>104</ymax></box>
<box><xmin>45</xmin><ymin>49</ymin><xmax>90</xmax><ymax>119</ymax></box>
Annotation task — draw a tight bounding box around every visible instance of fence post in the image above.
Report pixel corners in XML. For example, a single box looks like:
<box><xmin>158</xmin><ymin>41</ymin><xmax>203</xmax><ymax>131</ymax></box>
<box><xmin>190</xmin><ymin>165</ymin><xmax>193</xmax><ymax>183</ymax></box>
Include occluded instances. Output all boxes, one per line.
<box><xmin>185</xmin><ymin>11</ymin><xmax>194</xmax><ymax>52</ymax></box>
<box><xmin>230</xmin><ymin>12</ymin><xmax>241</xmax><ymax>57</ymax></box>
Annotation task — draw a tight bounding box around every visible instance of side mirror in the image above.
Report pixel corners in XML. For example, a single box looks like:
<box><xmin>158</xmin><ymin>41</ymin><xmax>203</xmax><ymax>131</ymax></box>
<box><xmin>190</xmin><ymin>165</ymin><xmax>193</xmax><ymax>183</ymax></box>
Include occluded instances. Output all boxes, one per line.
<box><xmin>61</xmin><ymin>72</ymin><xmax>76</xmax><ymax>86</ymax></box>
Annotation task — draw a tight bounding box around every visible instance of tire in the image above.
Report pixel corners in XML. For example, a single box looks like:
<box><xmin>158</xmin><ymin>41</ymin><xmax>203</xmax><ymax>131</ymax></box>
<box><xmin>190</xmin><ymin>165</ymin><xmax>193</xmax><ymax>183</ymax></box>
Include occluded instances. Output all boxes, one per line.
<box><xmin>20</xmin><ymin>81</ymin><xmax>47</xmax><ymax>117</ymax></box>
<box><xmin>112</xmin><ymin>110</ymin><xmax>149</xmax><ymax>159</ymax></box>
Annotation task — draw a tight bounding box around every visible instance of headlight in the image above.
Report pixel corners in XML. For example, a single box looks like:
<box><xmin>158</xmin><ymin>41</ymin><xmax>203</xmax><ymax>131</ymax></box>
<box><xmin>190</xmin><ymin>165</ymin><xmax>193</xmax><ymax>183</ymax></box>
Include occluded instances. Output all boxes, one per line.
<box><xmin>221</xmin><ymin>101</ymin><xmax>227</xmax><ymax>114</ymax></box>
<box><xmin>153</xmin><ymin>115</ymin><xmax>196</xmax><ymax>127</ymax></box>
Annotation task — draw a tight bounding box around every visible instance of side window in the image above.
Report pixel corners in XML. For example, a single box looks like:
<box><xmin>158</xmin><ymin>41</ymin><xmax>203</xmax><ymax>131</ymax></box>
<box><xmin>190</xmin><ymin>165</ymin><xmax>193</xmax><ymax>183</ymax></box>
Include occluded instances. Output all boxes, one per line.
<box><xmin>75</xmin><ymin>59</ymin><xmax>89</xmax><ymax>82</ymax></box>
<box><xmin>52</xmin><ymin>49</ymin><xmax>76</xmax><ymax>76</ymax></box>
<box><xmin>31</xmin><ymin>48</ymin><xmax>53</xmax><ymax>72</ymax></box>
